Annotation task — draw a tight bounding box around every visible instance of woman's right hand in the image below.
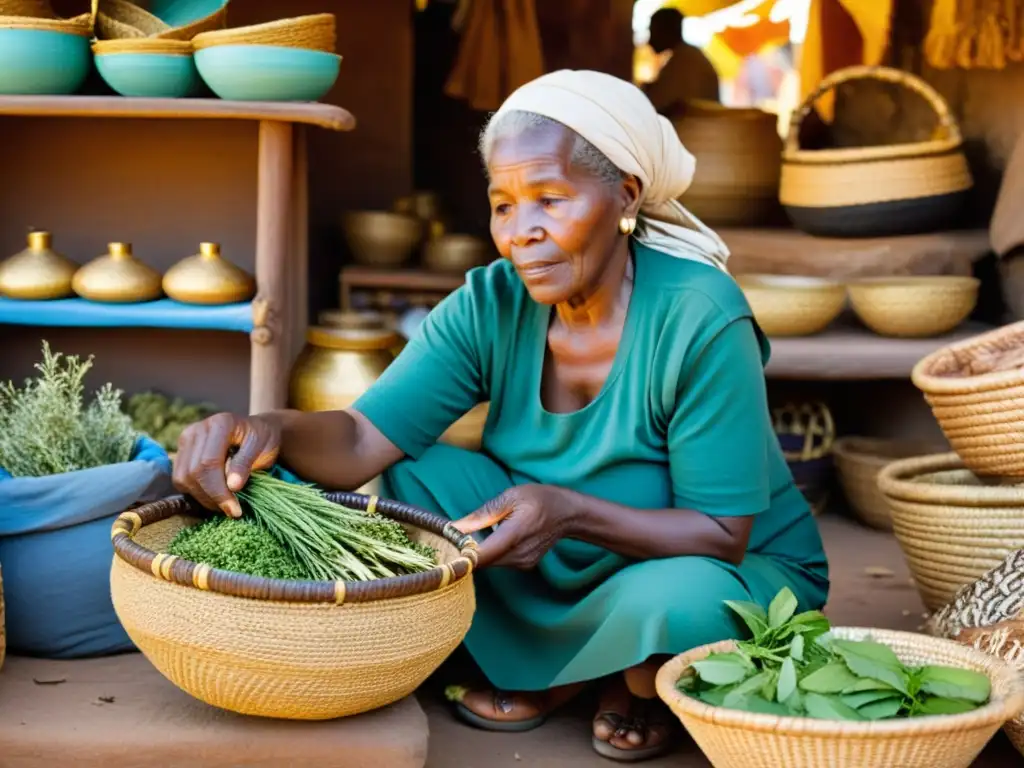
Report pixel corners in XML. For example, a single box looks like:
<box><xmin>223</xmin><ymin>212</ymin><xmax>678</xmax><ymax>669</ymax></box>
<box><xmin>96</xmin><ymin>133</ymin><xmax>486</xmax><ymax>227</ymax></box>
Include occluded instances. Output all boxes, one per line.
<box><xmin>172</xmin><ymin>412</ymin><xmax>281</xmax><ymax>518</ymax></box>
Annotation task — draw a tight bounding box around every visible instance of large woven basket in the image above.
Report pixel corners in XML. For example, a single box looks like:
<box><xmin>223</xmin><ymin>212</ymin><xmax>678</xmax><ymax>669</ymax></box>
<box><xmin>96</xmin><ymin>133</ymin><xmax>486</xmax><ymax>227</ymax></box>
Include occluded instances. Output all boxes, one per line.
<box><xmin>110</xmin><ymin>492</ymin><xmax>477</xmax><ymax>720</ymax></box>
<box><xmin>671</xmin><ymin>100</ymin><xmax>783</xmax><ymax>227</ymax></box>
<box><xmin>911</xmin><ymin>321</ymin><xmax>1024</xmax><ymax>477</ymax></box>
<box><xmin>655</xmin><ymin>626</ymin><xmax>1024</xmax><ymax>768</ymax></box>
<box><xmin>192</xmin><ymin>13</ymin><xmax>336</xmax><ymax>52</ymax></box>
<box><xmin>833</xmin><ymin>436</ymin><xmax>944</xmax><ymax>531</ymax></box>
<box><xmin>780</xmin><ymin>66</ymin><xmax>973</xmax><ymax>238</ymax></box>
<box><xmin>956</xmin><ymin>621</ymin><xmax>1024</xmax><ymax>756</ymax></box>
<box><xmin>877</xmin><ymin>452</ymin><xmax>1024</xmax><ymax>611</ymax></box>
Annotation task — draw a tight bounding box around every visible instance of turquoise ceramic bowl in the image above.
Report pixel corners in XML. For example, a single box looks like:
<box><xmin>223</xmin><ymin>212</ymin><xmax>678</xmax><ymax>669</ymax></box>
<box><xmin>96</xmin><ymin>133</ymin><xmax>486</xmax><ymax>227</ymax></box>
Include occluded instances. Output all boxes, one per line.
<box><xmin>195</xmin><ymin>45</ymin><xmax>341</xmax><ymax>102</ymax></box>
<box><xmin>0</xmin><ymin>29</ymin><xmax>91</xmax><ymax>95</ymax></box>
<box><xmin>96</xmin><ymin>52</ymin><xmax>200</xmax><ymax>98</ymax></box>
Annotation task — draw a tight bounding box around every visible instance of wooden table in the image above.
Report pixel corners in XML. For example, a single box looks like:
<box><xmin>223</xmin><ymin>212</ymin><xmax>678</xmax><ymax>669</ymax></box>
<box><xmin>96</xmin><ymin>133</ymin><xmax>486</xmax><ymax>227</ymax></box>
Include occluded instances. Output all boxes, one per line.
<box><xmin>0</xmin><ymin>96</ymin><xmax>355</xmax><ymax>414</ymax></box>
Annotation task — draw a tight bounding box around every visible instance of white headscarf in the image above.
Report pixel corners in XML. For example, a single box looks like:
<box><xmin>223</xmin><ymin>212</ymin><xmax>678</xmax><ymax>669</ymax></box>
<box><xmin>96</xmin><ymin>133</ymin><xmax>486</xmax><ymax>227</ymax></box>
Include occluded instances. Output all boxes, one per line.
<box><xmin>489</xmin><ymin>69</ymin><xmax>731</xmax><ymax>272</ymax></box>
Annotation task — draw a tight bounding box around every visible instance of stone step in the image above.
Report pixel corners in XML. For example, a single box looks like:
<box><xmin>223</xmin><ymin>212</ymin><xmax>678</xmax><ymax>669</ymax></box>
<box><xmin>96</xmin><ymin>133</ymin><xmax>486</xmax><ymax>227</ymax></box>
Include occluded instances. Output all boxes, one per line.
<box><xmin>0</xmin><ymin>653</ymin><xmax>428</xmax><ymax>768</ymax></box>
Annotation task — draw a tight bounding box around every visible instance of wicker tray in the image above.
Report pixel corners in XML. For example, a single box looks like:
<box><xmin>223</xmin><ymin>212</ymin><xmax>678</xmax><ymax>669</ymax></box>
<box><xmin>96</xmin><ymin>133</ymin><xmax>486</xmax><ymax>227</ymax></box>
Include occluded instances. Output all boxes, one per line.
<box><xmin>110</xmin><ymin>492</ymin><xmax>476</xmax><ymax>720</ymax></box>
<box><xmin>877</xmin><ymin>452</ymin><xmax>1024</xmax><ymax>611</ymax></box>
<box><xmin>780</xmin><ymin>66</ymin><xmax>973</xmax><ymax>238</ymax></box>
<box><xmin>912</xmin><ymin>321</ymin><xmax>1024</xmax><ymax>477</ymax></box>
<box><xmin>655</xmin><ymin>626</ymin><xmax>1024</xmax><ymax>768</ymax></box>
<box><xmin>833</xmin><ymin>436</ymin><xmax>944</xmax><ymax>531</ymax></box>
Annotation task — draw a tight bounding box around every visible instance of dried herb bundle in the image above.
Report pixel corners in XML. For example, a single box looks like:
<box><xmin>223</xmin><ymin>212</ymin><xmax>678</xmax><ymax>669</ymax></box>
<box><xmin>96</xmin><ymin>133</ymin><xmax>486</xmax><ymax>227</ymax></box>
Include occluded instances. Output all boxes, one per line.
<box><xmin>678</xmin><ymin>588</ymin><xmax>992</xmax><ymax>720</ymax></box>
<box><xmin>168</xmin><ymin>516</ymin><xmax>311</xmax><ymax>581</ymax></box>
<box><xmin>234</xmin><ymin>471</ymin><xmax>437</xmax><ymax>581</ymax></box>
<box><xmin>0</xmin><ymin>342</ymin><xmax>137</xmax><ymax>478</ymax></box>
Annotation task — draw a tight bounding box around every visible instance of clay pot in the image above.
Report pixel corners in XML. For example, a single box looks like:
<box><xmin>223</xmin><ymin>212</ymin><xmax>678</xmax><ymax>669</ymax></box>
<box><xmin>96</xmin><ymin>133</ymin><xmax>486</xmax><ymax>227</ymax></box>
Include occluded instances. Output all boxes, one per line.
<box><xmin>72</xmin><ymin>242</ymin><xmax>163</xmax><ymax>303</ymax></box>
<box><xmin>0</xmin><ymin>230</ymin><xmax>79</xmax><ymax>300</ymax></box>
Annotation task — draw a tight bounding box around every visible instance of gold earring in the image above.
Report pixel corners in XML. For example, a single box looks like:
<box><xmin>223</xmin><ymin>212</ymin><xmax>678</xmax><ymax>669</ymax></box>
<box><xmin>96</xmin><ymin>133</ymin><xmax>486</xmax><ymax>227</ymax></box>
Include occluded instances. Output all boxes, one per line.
<box><xmin>618</xmin><ymin>216</ymin><xmax>636</xmax><ymax>235</ymax></box>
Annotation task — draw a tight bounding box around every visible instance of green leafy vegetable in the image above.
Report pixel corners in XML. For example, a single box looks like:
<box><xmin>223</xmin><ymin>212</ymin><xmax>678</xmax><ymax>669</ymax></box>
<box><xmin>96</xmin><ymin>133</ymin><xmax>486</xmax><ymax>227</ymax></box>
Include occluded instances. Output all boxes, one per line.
<box><xmin>677</xmin><ymin>587</ymin><xmax>993</xmax><ymax>721</ymax></box>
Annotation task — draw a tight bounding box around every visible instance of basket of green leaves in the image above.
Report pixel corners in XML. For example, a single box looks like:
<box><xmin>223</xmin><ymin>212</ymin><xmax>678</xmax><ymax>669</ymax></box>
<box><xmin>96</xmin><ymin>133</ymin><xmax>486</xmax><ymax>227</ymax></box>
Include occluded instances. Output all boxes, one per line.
<box><xmin>110</xmin><ymin>469</ymin><xmax>477</xmax><ymax>720</ymax></box>
<box><xmin>655</xmin><ymin>588</ymin><xmax>1024</xmax><ymax>768</ymax></box>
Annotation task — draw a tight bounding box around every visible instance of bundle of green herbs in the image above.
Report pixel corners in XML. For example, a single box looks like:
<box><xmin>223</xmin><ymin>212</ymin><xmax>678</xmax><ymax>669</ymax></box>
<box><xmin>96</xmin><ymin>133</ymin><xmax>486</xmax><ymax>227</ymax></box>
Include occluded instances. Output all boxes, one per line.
<box><xmin>677</xmin><ymin>587</ymin><xmax>992</xmax><ymax>721</ymax></box>
<box><xmin>167</xmin><ymin>470</ymin><xmax>437</xmax><ymax>582</ymax></box>
<box><xmin>0</xmin><ymin>342</ymin><xmax>138</xmax><ymax>478</ymax></box>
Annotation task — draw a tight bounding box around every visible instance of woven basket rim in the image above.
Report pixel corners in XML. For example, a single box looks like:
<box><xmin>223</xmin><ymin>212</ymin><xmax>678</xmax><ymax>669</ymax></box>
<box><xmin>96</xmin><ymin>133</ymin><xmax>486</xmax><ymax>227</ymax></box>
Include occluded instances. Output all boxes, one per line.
<box><xmin>912</xmin><ymin>321</ymin><xmax>1024</xmax><ymax>394</ymax></box>
<box><xmin>833</xmin><ymin>436</ymin><xmax>946</xmax><ymax>466</ymax></box>
<box><xmin>655</xmin><ymin>626</ymin><xmax>1024</xmax><ymax>736</ymax></box>
<box><xmin>111</xmin><ymin>493</ymin><xmax>478</xmax><ymax>605</ymax></box>
<box><xmin>783</xmin><ymin>140</ymin><xmax>964</xmax><ymax>165</ymax></box>
<box><xmin>92</xmin><ymin>37</ymin><xmax>192</xmax><ymax>54</ymax></box>
<box><xmin>192</xmin><ymin>12</ymin><xmax>334</xmax><ymax>45</ymax></box>
<box><xmin>877</xmin><ymin>451</ymin><xmax>1024</xmax><ymax>505</ymax></box>
<box><xmin>848</xmin><ymin>276</ymin><xmax>980</xmax><ymax>289</ymax></box>
<box><xmin>0</xmin><ymin>11</ymin><xmax>92</xmax><ymax>33</ymax></box>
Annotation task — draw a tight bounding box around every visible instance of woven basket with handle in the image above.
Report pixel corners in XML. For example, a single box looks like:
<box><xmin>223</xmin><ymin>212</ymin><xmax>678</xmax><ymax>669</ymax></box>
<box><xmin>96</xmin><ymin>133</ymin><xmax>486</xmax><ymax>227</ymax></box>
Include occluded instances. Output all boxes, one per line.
<box><xmin>911</xmin><ymin>321</ymin><xmax>1024</xmax><ymax>477</ymax></box>
<box><xmin>780</xmin><ymin>65</ymin><xmax>973</xmax><ymax>238</ymax></box>
<box><xmin>877</xmin><ymin>452</ymin><xmax>1024</xmax><ymax>612</ymax></box>
<box><xmin>110</xmin><ymin>492</ymin><xmax>477</xmax><ymax>720</ymax></box>
<box><xmin>655</xmin><ymin>626</ymin><xmax>1024</xmax><ymax>768</ymax></box>
<box><xmin>833</xmin><ymin>436</ymin><xmax>944</xmax><ymax>531</ymax></box>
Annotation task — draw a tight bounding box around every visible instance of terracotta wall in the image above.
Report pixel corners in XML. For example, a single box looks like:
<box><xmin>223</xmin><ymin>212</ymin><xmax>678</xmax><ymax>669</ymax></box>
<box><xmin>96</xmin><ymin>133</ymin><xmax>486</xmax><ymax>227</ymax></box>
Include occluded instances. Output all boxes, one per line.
<box><xmin>0</xmin><ymin>0</ymin><xmax>413</xmax><ymax>415</ymax></box>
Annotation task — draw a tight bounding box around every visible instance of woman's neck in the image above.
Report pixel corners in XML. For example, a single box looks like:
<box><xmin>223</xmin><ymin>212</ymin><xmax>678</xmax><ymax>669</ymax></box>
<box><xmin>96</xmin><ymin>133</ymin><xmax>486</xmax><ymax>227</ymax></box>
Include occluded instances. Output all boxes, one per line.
<box><xmin>554</xmin><ymin>243</ymin><xmax>633</xmax><ymax>331</ymax></box>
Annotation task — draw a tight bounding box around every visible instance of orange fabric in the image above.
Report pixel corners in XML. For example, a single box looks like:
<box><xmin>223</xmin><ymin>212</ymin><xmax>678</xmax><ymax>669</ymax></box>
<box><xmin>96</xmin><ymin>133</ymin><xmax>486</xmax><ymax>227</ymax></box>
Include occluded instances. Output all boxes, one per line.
<box><xmin>718</xmin><ymin>0</ymin><xmax>790</xmax><ymax>58</ymax></box>
<box><xmin>798</xmin><ymin>0</ymin><xmax>893</xmax><ymax>121</ymax></box>
<box><xmin>445</xmin><ymin>0</ymin><xmax>546</xmax><ymax>112</ymax></box>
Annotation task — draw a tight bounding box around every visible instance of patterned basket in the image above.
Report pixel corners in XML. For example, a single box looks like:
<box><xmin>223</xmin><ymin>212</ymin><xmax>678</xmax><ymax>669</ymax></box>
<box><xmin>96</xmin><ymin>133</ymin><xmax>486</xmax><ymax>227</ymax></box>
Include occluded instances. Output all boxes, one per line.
<box><xmin>110</xmin><ymin>492</ymin><xmax>477</xmax><ymax>720</ymax></box>
<box><xmin>780</xmin><ymin>66</ymin><xmax>973</xmax><ymax>238</ymax></box>
<box><xmin>773</xmin><ymin>401</ymin><xmax>835</xmax><ymax>516</ymax></box>
<box><xmin>927</xmin><ymin>549</ymin><xmax>1024</xmax><ymax>757</ymax></box>
<box><xmin>877</xmin><ymin>452</ymin><xmax>1024</xmax><ymax>611</ymax></box>
<box><xmin>912</xmin><ymin>321</ymin><xmax>1024</xmax><ymax>477</ymax></box>
<box><xmin>655</xmin><ymin>626</ymin><xmax>1024</xmax><ymax>768</ymax></box>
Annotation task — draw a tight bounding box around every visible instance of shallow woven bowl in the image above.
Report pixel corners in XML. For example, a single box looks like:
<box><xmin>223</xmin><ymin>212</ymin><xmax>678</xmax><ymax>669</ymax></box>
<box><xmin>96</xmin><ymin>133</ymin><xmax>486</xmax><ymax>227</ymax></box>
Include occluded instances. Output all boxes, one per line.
<box><xmin>848</xmin><ymin>276</ymin><xmax>979</xmax><ymax>338</ymax></box>
<box><xmin>737</xmin><ymin>274</ymin><xmax>847</xmax><ymax>337</ymax></box>
<box><xmin>833</xmin><ymin>436</ymin><xmax>945</xmax><ymax>531</ymax></box>
<box><xmin>110</xmin><ymin>493</ymin><xmax>476</xmax><ymax>720</ymax></box>
<box><xmin>878</xmin><ymin>452</ymin><xmax>1024</xmax><ymax>611</ymax></box>
<box><xmin>656</xmin><ymin>626</ymin><xmax>1024</xmax><ymax>768</ymax></box>
<box><xmin>342</xmin><ymin>211</ymin><xmax>425</xmax><ymax>268</ymax></box>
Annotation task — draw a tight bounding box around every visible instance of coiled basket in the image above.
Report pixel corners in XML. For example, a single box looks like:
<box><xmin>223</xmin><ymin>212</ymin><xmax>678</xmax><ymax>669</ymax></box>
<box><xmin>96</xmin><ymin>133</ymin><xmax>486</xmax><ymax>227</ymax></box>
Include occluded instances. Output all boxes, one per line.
<box><xmin>110</xmin><ymin>492</ymin><xmax>477</xmax><ymax>720</ymax></box>
<box><xmin>877</xmin><ymin>452</ymin><xmax>1024</xmax><ymax>612</ymax></box>
<box><xmin>655</xmin><ymin>627</ymin><xmax>1024</xmax><ymax>768</ymax></box>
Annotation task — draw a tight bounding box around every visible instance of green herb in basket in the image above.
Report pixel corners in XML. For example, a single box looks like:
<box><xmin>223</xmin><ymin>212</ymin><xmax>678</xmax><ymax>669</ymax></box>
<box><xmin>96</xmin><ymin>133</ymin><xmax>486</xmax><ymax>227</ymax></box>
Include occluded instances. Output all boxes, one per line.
<box><xmin>236</xmin><ymin>470</ymin><xmax>437</xmax><ymax>582</ymax></box>
<box><xmin>167</xmin><ymin>516</ymin><xmax>313</xmax><ymax>580</ymax></box>
<box><xmin>676</xmin><ymin>587</ymin><xmax>992</xmax><ymax>720</ymax></box>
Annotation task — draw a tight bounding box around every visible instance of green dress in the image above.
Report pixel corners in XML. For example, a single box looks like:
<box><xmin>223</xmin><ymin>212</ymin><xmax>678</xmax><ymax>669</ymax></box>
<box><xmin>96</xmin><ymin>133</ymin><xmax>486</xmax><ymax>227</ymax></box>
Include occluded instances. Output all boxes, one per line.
<box><xmin>353</xmin><ymin>242</ymin><xmax>829</xmax><ymax>692</ymax></box>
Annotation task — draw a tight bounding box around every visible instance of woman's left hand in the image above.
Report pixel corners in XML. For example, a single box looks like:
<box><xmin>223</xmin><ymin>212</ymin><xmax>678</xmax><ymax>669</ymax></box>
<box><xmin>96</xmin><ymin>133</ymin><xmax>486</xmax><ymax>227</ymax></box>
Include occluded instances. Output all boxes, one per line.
<box><xmin>454</xmin><ymin>484</ymin><xmax>574</xmax><ymax>569</ymax></box>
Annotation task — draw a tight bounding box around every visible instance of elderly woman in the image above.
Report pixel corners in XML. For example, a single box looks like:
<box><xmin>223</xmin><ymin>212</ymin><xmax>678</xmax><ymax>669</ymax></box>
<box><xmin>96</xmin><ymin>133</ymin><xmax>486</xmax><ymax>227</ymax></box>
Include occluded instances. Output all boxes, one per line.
<box><xmin>173</xmin><ymin>70</ymin><xmax>829</xmax><ymax>761</ymax></box>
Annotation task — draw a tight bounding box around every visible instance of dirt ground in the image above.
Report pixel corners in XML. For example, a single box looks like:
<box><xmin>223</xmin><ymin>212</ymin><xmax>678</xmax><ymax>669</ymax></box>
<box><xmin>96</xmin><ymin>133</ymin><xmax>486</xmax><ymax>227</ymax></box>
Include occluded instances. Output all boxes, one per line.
<box><xmin>421</xmin><ymin>512</ymin><xmax>1021</xmax><ymax>767</ymax></box>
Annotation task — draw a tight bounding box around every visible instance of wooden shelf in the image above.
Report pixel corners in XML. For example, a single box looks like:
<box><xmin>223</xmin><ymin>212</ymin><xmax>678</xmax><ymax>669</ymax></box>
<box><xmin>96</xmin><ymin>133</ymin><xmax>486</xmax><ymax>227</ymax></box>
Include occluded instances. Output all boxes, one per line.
<box><xmin>721</xmin><ymin>227</ymin><xmax>991</xmax><ymax>279</ymax></box>
<box><xmin>0</xmin><ymin>96</ymin><xmax>356</xmax><ymax>130</ymax></box>
<box><xmin>765</xmin><ymin>320</ymin><xmax>992</xmax><ymax>380</ymax></box>
<box><xmin>0</xmin><ymin>297</ymin><xmax>253</xmax><ymax>333</ymax></box>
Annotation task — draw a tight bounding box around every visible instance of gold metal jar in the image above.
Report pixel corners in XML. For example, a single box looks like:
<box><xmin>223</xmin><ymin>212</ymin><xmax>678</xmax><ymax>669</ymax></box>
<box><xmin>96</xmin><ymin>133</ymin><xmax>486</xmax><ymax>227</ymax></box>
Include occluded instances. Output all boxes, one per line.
<box><xmin>0</xmin><ymin>231</ymin><xmax>79</xmax><ymax>300</ymax></box>
<box><xmin>162</xmin><ymin>242</ymin><xmax>256</xmax><ymax>305</ymax></box>
<box><xmin>72</xmin><ymin>242</ymin><xmax>163</xmax><ymax>303</ymax></box>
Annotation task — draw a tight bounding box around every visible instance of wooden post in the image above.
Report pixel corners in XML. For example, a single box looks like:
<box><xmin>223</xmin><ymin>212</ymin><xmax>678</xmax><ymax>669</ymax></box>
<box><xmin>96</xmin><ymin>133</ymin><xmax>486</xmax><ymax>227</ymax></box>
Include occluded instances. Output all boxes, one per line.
<box><xmin>289</xmin><ymin>126</ymin><xmax>310</xmax><ymax>369</ymax></box>
<box><xmin>250</xmin><ymin>120</ymin><xmax>294</xmax><ymax>415</ymax></box>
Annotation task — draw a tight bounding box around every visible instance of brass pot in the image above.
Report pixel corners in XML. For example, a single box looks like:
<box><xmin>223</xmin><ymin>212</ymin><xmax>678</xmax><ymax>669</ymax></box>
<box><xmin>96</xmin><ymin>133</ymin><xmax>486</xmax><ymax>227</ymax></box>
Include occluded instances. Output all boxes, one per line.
<box><xmin>289</xmin><ymin>324</ymin><xmax>402</xmax><ymax>413</ymax></box>
<box><xmin>342</xmin><ymin>211</ymin><xmax>425</xmax><ymax>268</ymax></box>
<box><xmin>0</xmin><ymin>231</ymin><xmax>79</xmax><ymax>300</ymax></box>
<box><xmin>162</xmin><ymin>242</ymin><xmax>256</xmax><ymax>305</ymax></box>
<box><xmin>72</xmin><ymin>242</ymin><xmax>163</xmax><ymax>303</ymax></box>
<box><xmin>423</xmin><ymin>234</ymin><xmax>490</xmax><ymax>273</ymax></box>
<box><xmin>318</xmin><ymin>308</ymin><xmax>405</xmax><ymax>357</ymax></box>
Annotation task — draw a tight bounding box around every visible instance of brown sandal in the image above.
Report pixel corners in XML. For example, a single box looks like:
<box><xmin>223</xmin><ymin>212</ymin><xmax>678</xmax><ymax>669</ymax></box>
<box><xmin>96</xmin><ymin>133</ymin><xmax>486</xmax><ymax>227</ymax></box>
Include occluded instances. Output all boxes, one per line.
<box><xmin>592</xmin><ymin>698</ymin><xmax>676</xmax><ymax>763</ymax></box>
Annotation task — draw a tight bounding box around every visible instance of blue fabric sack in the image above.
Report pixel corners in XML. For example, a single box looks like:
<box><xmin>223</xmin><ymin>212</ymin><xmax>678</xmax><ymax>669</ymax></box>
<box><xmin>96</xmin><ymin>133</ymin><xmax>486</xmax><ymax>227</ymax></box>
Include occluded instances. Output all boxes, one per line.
<box><xmin>0</xmin><ymin>436</ymin><xmax>173</xmax><ymax>658</ymax></box>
